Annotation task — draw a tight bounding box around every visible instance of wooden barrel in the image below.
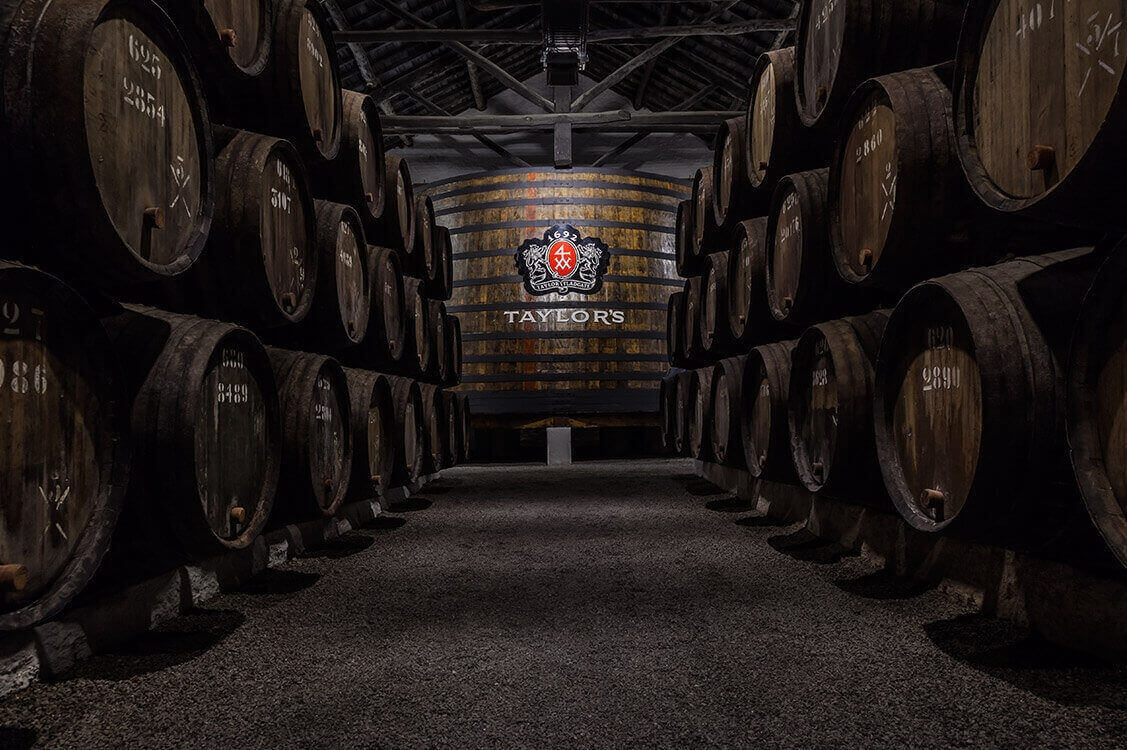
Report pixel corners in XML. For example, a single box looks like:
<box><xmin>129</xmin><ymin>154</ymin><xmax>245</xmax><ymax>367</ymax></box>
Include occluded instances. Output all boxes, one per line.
<box><xmin>666</xmin><ymin>291</ymin><xmax>687</xmax><ymax>368</ymax></box>
<box><xmin>877</xmin><ymin>249</ymin><xmax>1098</xmax><ymax>535</ymax></box>
<box><xmin>691</xmin><ymin>166</ymin><xmax>723</xmax><ymax>258</ymax></box>
<box><xmin>342</xmin><ymin>368</ymin><xmax>396</xmax><ymax>498</ymax></box>
<box><xmin>745</xmin><ymin>47</ymin><xmax>826</xmax><ymax>207</ymax></box>
<box><xmin>157</xmin><ymin>0</ymin><xmax>272</xmax><ymax>123</ymax></box>
<box><xmin>726</xmin><ymin>218</ymin><xmax>788</xmax><ymax>350</ymax></box>
<box><xmin>386</xmin><ymin>375</ymin><xmax>425</xmax><ymax>485</ymax></box>
<box><xmin>659</xmin><ymin>369</ymin><xmax>681</xmax><ymax>454</ymax></box>
<box><xmin>795</xmin><ymin>0</ymin><xmax>964</xmax><ymax>130</ymax></box>
<box><xmin>1069</xmin><ymin>243</ymin><xmax>1127</xmax><ymax>566</ymax></box>
<box><xmin>440</xmin><ymin>390</ymin><xmax>458</xmax><ymax>468</ymax></box>
<box><xmin>789</xmin><ymin>310</ymin><xmax>890</xmax><ymax>498</ymax></box>
<box><xmin>701</xmin><ymin>251</ymin><xmax>735</xmax><ymax>356</ymax></box>
<box><xmin>766</xmin><ymin>168</ymin><xmax>862</xmax><ymax>326</ymax></box>
<box><xmin>429</xmin><ymin>167</ymin><xmax>687</xmax><ymax>423</ymax></box>
<box><xmin>456</xmin><ymin>391</ymin><xmax>472</xmax><ymax>463</ymax></box>
<box><xmin>1</xmin><ymin>0</ymin><xmax>215</xmax><ymax>287</ymax></box>
<box><xmin>380</xmin><ymin>156</ymin><xmax>417</xmax><ymax>254</ymax></box>
<box><xmin>741</xmin><ymin>340</ymin><xmax>798</xmax><ymax>481</ymax></box>
<box><xmin>106</xmin><ymin>307</ymin><xmax>279</xmax><ymax>560</ymax></box>
<box><xmin>431</xmin><ymin>224</ymin><xmax>455</xmax><ymax>302</ymax></box>
<box><xmin>426</xmin><ymin>298</ymin><xmax>448</xmax><ymax>382</ymax></box>
<box><xmin>953</xmin><ymin>0</ymin><xmax>1127</xmax><ymax>229</ymax></box>
<box><xmin>252</xmin><ymin>0</ymin><xmax>341</xmax><ymax>165</ymax></box>
<box><xmin>688</xmin><ymin>366</ymin><xmax>715</xmax><ymax>460</ymax></box>
<box><xmin>682</xmin><ymin>276</ymin><xmax>706</xmax><ymax>364</ymax></box>
<box><xmin>0</xmin><ymin>263</ymin><xmax>130</xmax><ymax>630</ymax></box>
<box><xmin>266</xmin><ymin>349</ymin><xmax>352</xmax><ymax>520</ymax></box>
<box><xmin>710</xmin><ymin>356</ymin><xmax>747</xmax><ymax>468</ymax></box>
<box><xmin>445</xmin><ymin>313</ymin><xmax>463</xmax><ymax>386</ymax></box>
<box><xmin>349</xmin><ymin>245</ymin><xmax>406</xmax><ymax>370</ymax></box>
<box><xmin>675</xmin><ymin>200</ymin><xmax>698</xmax><ymax>276</ymax></box>
<box><xmin>712</xmin><ymin>117</ymin><xmax>753</xmax><ymax>231</ymax></box>
<box><xmin>311</xmin><ymin>90</ymin><xmax>386</xmax><ymax>231</ymax></box>
<box><xmin>400</xmin><ymin>277</ymin><xmax>432</xmax><ymax>377</ymax></box>
<box><xmin>414</xmin><ymin>194</ymin><xmax>437</xmax><ymax>281</ymax></box>
<box><xmin>672</xmin><ymin>369</ymin><xmax>694</xmax><ymax>456</ymax></box>
<box><xmin>286</xmin><ymin>201</ymin><xmax>370</xmax><ymax>352</ymax></box>
<box><xmin>180</xmin><ymin>130</ymin><xmax>316</xmax><ymax>329</ymax></box>
<box><xmin>419</xmin><ymin>383</ymin><xmax>447</xmax><ymax>474</ymax></box>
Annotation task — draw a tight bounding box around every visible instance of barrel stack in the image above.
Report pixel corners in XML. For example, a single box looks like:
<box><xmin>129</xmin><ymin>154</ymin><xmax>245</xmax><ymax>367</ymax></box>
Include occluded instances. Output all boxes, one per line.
<box><xmin>662</xmin><ymin>0</ymin><xmax>1127</xmax><ymax>570</ymax></box>
<box><xmin>0</xmin><ymin>0</ymin><xmax>465</xmax><ymax>629</ymax></box>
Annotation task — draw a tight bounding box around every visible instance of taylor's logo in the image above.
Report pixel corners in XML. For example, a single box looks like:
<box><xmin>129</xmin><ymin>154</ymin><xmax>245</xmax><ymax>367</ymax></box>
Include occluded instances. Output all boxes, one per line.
<box><xmin>515</xmin><ymin>225</ymin><xmax>610</xmax><ymax>296</ymax></box>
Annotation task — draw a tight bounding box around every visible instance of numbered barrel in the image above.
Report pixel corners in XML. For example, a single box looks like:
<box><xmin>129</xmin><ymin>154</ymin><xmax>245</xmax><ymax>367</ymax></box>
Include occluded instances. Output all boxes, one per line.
<box><xmin>727</xmin><ymin>218</ymin><xmax>787</xmax><ymax>350</ymax></box>
<box><xmin>254</xmin><ymin>0</ymin><xmax>341</xmax><ymax>164</ymax></box>
<box><xmin>419</xmin><ymin>383</ymin><xmax>447</xmax><ymax>474</ymax></box>
<box><xmin>953</xmin><ymin>0</ymin><xmax>1127</xmax><ymax>228</ymax></box>
<box><xmin>1069</xmin><ymin>243</ymin><xmax>1127</xmax><ymax>566</ymax></box>
<box><xmin>379</xmin><ymin>156</ymin><xmax>417</xmax><ymax>254</ymax></box>
<box><xmin>741</xmin><ymin>340</ymin><xmax>798</xmax><ymax>481</ymax></box>
<box><xmin>0</xmin><ymin>263</ymin><xmax>130</xmax><ymax>630</ymax></box>
<box><xmin>414</xmin><ymin>195</ymin><xmax>437</xmax><ymax>281</ymax></box>
<box><xmin>712</xmin><ymin>117</ymin><xmax>753</xmax><ymax>231</ymax></box>
<box><xmin>688</xmin><ymin>366</ymin><xmax>715</xmax><ymax>461</ymax></box>
<box><xmin>343</xmin><ymin>367</ymin><xmax>396</xmax><ymax>498</ymax></box>
<box><xmin>267</xmin><ymin>349</ymin><xmax>352</xmax><ymax>520</ymax></box>
<box><xmin>312</xmin><ymin>90</ymin><xmax>386</xmax><ymax>230</ymax></box>
<box><xmin>425</xmin><ymin>299</ymin><xmax>448</xmax><ymax>382</ymax></box>
<box><xmin>400</xmin><ymin>277</ymin><xmax>433</xmax><ymax>377</ymax></box>
<box><xmin>106</xmin><ymin>307</ymin><xmax>279</xmax><ymax>560</ymax></box>
<box><xmin>287</xmin><ymin>201</ymin><xmax>370</xmax><ymax>352</ymax></box>
<box><xmin>795</xmin><ymin>0</ymin><xmax>963</xmax><ymax>130</ymax></box>
<box><xmin>876</xmin><ymin>250</ymin><xmax>1097</xmax><ymax>535</ymax></box>
<box><xmin>701</xmin><ymin>251</ymin><xmax>735</xmax><ymax>356</ymax></box>
<box><xmin>710</xmin><ymin>356</ymin><xmax>747</xmax><ymax>468</ymax></box>
<box><xmin>185</xmin><ymin>130</ymin><xmax>317</xmax><ymax>329</ymax></box>
<box><xmin>745</xmin><ymin>47</ymin><xmax>827</xmax><ymax>207</ymax></box>
<box><xmin>766</xmin><ymin>168</ymin><xmax>859</xmax><ymax>326</ymax></box>
<box><xmin>788</xmin><ymin>310</ymin><xmax>889</xmax><ymax>498</ymax></box>
<box><xmin>1</xmin><ymin>0</ymin><xmax>215</xmax><ymax>286</ymax></box>
<box><xmin>675</xmin><ymin>200</ymin><xmax>698</xmax><ymax>276</ymax></box>
<box><xmin>349</xmin><ymin>246</ymin><xmax>406</xmax><ymax>370</ymax></box>
<box><xmin>386</xmin><ymin>375</ymin><xmax>425</xmax><ymax>485</ymax></box>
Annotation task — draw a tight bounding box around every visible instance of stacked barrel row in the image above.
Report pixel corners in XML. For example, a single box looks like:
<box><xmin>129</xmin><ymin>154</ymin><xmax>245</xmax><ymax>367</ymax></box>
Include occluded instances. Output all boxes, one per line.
<box><xmin>0</xmin><ymin>0</ymin><xmax>467</xmax><ymax>631</ymax></box>
<box><xmin>663</xmin><ymin>0</ymin><xmax>1127</xmax><ymax>572</ymax></box>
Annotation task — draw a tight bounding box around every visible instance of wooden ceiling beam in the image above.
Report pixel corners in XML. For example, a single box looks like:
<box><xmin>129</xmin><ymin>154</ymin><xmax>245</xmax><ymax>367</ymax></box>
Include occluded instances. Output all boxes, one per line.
<box><xmin>334</xmin><ymin>19</ymin><xmax>795</xmax><ymax>44</ymax></box>
<box><xmin>381</xmin><ymin>109</ymin><xmax>742</xmax><ymax>134</ymax></box>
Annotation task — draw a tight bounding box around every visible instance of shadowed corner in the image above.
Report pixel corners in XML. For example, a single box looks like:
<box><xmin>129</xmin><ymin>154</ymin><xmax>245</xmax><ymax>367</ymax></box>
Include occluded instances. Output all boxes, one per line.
<box><xmin>0</xmin><ymin>727</ymin><xmax>36</xmax><ymax>750</ymax></box>
<box><xmin>236</xmin><ymin>568</ymin><xmax>321</xmax><ymax>598</ymax></box>
<box><xmin>58</xmin><ymin>608</ymin><xmax>246</xmax><ymax>683</ymax></box>
<box><xmin>296</xmin><ymin>532</ymin><xmax>375</xmax><ymax>560</ymax></box>
<box><xmin>367</xmin><ymin>515</ymin><xmax>409</xmax><ymax>532</ymax></box>
<box><xmin>682</xmin><ymin>477</ymin><xmax>728</xmax><ymax>497</ymax></box>
<box><xmin>705</xmin><ymin>495</ymin><xmax>754</xmax><ymax>513</ymax></box>
<box><xmin>924</xmin><ymin>614</ymin><xmax>1127</xmax><ymax>711</ymax></box>
<box><xmin>833</xmin><ymin>569</ymin><xmax>937</xmax><ymax>600</ymax></box>
<box><xmin>767</xmin><ymin>527</ymin><xmax>857</xmax><ymax>565</ymax></box>
<box><xmin>385</xmin><ymin>498</ymin><xmax>434</xmax><ymax>513</ymax></box>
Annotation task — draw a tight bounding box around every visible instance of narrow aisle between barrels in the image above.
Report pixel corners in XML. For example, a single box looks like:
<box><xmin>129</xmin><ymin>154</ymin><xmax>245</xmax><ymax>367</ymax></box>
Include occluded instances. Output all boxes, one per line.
<box><xmin>2</xmin><ymin>460</ymin><xmax>1126</xmax><ymax>749</ymax></box>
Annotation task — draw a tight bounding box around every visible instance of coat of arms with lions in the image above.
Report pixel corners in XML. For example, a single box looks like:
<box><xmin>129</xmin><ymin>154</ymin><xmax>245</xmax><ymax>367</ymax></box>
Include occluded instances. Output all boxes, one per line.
<box><xmin>515</xmin><ymin>225</ymin><xmax>611</xmax><ymax>296</ymax></box>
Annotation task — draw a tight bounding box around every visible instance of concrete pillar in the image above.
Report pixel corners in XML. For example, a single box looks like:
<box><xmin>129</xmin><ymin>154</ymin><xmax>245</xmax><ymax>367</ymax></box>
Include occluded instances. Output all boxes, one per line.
<box><xmin>547</xmin><ymin>427</ymin><xmax>572</xmax><ymax>465</ymax></box>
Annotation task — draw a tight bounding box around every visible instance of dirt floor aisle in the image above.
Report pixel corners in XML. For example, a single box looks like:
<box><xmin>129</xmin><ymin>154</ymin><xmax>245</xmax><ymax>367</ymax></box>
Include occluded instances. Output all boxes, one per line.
<box><xmin>2</xmin><ymin>459</ymin><xmax>1127</xmax><ymax>748</ymax></box>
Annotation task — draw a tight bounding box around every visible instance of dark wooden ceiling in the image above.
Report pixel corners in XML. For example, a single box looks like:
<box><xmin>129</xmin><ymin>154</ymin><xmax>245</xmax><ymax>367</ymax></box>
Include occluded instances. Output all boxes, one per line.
<box><xmin>329</xmin><ymin>1</ymin><xmax>797</xmax><ymax>119</ymax></box>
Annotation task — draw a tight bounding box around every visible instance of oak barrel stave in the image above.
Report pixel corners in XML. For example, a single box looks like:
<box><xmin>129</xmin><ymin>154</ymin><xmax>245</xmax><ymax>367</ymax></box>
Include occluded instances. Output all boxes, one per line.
<box><xmin>347</xmin><ymin>245</ymin><xmax>406</xmax><ymax>370</ymax></box>
<box><xmin>386</xmin><ymin>375</ymin><xmax>425</xmax><ymax>485</ymax></box>
<box><xmin>419</xmin><ymin>383</ymin><xmax>447</xmax><ymax>474</ymax></box>
<box><xmin>378</xmin><ymin>156</ymin><xmax>417</xmax><ymax>254</ymax></box>
<box><xmin>311</xmin><ymin>89</ymin><xmax>386</xmax><ymax>229</ymax></box>
<box><xmin>700</xmin><ymin>251</ymin><xmax>736</xmax><ymax>357</ymax></box>
<box><xmin>711</xmin><ymin>117</ymin><xmax>754</xmax><ymax>231</ymax></box>
<box><xmin>688</xmin><ymin>366</ymin><xmax>715</xmax><ymax>461</ymax></box>
<box><xmin>0</xmin><ymin>262</ymin><xmax>130</xmax><ymax>630</ymax></box>
<box><xmin>673</xmin><ymin>369</ymin><xmax>695</xmax><ymax>457</ymax></box>
<box><xmin>710</xmin><ymin>356</ymin><xmax>747</xmax><ymax>468</ymax></box>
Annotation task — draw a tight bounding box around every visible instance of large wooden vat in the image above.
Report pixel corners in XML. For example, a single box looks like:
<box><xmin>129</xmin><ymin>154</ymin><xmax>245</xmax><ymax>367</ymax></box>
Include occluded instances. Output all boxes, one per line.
<box><xmin>427</xmin><ymin>168</ymin><xmax>690</xmax><ymax>425</ymax></box>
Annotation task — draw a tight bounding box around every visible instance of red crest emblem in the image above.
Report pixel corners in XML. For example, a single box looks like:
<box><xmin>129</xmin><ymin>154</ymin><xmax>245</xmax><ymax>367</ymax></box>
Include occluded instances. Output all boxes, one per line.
<box><xmin>548</xmin><ymin>240</ymin><xmax>578</xmax><ymax>279</ymax></box>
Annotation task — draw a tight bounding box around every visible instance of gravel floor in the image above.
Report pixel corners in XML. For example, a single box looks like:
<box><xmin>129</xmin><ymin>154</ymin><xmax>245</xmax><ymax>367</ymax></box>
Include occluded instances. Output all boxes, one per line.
<box><xmin>2</xmin><ymin>459</ymin><xmax>1127</xmax><ymax>748</ymax></box>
